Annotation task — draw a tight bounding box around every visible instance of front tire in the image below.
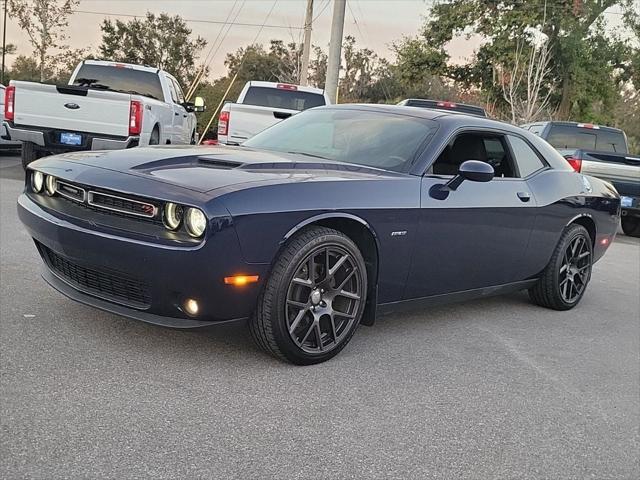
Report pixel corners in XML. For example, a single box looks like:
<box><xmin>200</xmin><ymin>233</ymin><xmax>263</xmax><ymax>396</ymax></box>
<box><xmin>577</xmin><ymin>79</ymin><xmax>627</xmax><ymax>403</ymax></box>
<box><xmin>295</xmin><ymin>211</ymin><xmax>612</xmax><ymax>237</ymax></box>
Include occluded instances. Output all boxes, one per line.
<box><xmin>621</xmin><ymin>216</ymin><xmax>640</xmax><ymax>238</ymax></box>
<box><xmin>250</xmin><ymin>226</ymin><xmax>368</xmax><ymax>365</ymax></box>
<box><xmin>529</xmin><ymin>224</ymin><xmax>593</xmax><ymax>310</ymax></box>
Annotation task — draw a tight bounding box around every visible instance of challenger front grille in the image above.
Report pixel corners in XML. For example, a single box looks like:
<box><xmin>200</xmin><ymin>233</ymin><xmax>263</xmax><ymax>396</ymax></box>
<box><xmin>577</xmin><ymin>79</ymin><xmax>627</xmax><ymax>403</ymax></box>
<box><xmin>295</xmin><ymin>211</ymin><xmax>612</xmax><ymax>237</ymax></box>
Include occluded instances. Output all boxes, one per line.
<box><xmin>39</xmin><ymin>243</ymin><xmax>151</xmax><ymax>308</ymax></box>
<box><xmin>87</xmin><ymin>191</ymin><xmax>157</xmax><ymax>218</ymax></box>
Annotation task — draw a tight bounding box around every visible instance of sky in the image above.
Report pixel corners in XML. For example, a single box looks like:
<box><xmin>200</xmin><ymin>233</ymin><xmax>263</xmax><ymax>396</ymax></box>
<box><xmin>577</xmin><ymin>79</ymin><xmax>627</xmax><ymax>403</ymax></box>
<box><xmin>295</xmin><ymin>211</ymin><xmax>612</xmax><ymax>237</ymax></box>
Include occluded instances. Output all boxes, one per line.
<box><xmin>2</xmin><ymin>0</ymin><xmax>634</xmax><ymax>82</ymax></box>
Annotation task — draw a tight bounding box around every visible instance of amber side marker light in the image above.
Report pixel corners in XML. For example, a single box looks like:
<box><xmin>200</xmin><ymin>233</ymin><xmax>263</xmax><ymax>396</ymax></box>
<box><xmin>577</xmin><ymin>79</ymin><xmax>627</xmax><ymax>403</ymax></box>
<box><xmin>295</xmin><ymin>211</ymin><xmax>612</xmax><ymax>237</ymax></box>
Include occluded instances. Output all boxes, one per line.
<box><xmin>224</xmin><ymin>275</ymin><xmax>259</xmax><ymax>286</ymax></box>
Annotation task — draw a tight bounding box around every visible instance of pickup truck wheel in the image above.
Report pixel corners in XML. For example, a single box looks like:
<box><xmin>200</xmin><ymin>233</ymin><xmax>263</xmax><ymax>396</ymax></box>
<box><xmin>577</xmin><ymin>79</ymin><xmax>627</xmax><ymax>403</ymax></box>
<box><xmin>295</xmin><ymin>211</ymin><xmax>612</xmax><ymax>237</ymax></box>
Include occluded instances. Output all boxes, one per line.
<box><xmin>528</xmin><ymin>224</ymin><xmax>593</xmax><ymax>311</ymax></box>
<box><xmin>621</xmin><ymin>216</ymin><xmax>640</xmax><ymax>237</ymax></box>
<box><xmin>190</xmin><ymin>131</ymin><xmax>196</xmax><ymax>145</ymax></box>
<box><xmin>21</xmin><ymin>142</ymin><xmax>41</xmax><ymax>169</ymax></box>
<box><xmin>149</xmin><ymin>127</ymin><xmax>160</xmax><ymax>145</ymax></box>
<box><xmin>249</xmin><ymin>226</ymin><xmax>367</xmax><ymax>365</ymax></box>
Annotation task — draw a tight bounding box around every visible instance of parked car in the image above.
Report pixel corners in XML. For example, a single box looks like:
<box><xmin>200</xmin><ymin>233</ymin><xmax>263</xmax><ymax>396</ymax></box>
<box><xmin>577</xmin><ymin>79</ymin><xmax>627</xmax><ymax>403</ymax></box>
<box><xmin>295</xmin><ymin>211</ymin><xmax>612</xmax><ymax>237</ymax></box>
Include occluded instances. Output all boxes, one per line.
<box><xmin>19</xmin><ymin>105</ymin><xmax>619</xmax><ymax>364</ymax></box>
<box><xmin>217</xmin><ymin>81</ymin><xmax>330</xmax><ymax>145</ymax></box>
<box><xmin>397</xmin><ymin>98</ymin><xmax>487</xmax><ymax>117</ymax></box>
<box><xmin>2</xmin><ymin>60</ymin><xmax>205</xmax><ymax>169</ymax></box>
<box><xmin>0</xmin><ymin>85</ymin><xmax>21</xmax><ymax>151</ymax></box>
<box><xmin>522</xmin><ymin>121</ymin><xmax>640</xmax><ymax>237</ymax></box>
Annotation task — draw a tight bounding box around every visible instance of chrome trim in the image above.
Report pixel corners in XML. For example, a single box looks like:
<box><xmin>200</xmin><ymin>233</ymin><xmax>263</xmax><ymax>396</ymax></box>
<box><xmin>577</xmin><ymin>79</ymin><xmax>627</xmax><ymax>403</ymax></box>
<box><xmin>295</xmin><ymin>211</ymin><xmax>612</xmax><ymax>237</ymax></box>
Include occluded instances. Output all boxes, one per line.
<box><xmin>87</xmin><ymin>191</ymin><xmax>157</xmax><ymax>218</ymax></box>
<box><xmin>56</xmin><ymin>180</ymin><xmax>86</xmax><ymax>203</ymax></box>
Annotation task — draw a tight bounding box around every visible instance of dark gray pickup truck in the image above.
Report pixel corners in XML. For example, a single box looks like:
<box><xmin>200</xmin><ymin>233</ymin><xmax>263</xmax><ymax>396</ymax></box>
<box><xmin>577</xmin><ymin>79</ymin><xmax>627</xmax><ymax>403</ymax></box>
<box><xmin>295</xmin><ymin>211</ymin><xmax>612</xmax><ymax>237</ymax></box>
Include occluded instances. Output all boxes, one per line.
<box><xmin>522</xmin><ymin>121</ymin><xmax>640</xmax><ymax>237</ymax></box>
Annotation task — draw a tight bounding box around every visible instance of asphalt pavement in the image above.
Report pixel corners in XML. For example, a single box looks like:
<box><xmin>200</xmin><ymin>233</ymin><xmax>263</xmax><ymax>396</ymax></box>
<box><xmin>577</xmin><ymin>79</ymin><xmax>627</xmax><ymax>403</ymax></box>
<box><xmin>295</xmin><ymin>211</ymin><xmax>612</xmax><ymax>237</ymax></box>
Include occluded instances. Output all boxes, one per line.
<box><xmin>1</xmin><ymin>153</ymin><xmax>638</xmax><ymax>479</ymax></box>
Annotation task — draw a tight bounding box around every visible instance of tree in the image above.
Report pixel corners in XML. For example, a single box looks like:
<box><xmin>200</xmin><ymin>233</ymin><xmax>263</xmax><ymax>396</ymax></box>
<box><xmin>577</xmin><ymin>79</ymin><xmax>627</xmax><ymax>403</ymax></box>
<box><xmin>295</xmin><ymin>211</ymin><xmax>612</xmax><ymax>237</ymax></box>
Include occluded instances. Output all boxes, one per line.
<box><xmin>99</xmin><ymin>12</ymin><xmax>207</xmax><ymax>86</ymax></box>
<box><xmin>498</xmin><ymin>38</ymin><xmax>555</xmax><ymax>124</ymax></box>
<box><xmin>395</xmin><ymin>0</ymin><xmax>633</xmax><ymax>121</ymax></box>
<box><xmin>0</xmin><ymin>44</ymin><xmax>17</xmax><ymax>56</ymax></box>
<box><xmin>7</xmin><ymin>55</ymin><xmax>44</xmax><ymax>82</ymax></box>
<box><xmin>8</xmin><ymin>0</ymin><xmax>79</xmax><ymax>82</ymax></box>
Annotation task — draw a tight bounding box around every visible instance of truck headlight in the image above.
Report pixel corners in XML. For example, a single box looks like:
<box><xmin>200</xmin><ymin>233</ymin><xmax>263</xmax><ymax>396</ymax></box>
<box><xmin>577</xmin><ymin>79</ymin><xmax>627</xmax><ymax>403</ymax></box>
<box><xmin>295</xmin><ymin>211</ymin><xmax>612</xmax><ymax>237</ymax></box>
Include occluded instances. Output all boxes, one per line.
<box><xmin>31</xmin><ymin>171</ymin><xmax>44</xmax><ymax>193</ymax></box>
<box><xmin>163</xmin><ymin>202</ymin><xmax>183</xmax><ymax>230</ymax></box>
<box><xmin>184</xmin><ymin>207</ymin><xmax>206</xmax><ymax>238</ymax></box>
<box><xmin>45</xmin><ymin>175</ymin><xmax>57</xmax><ymax>196</ymax></box>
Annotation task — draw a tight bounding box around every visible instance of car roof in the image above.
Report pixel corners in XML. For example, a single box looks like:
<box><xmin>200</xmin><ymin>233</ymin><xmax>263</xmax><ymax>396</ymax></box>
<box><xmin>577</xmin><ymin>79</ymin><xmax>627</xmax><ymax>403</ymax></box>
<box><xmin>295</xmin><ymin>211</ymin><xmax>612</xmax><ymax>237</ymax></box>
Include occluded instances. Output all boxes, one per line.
<box><xmin>522</xmin><ymin>120</ymin><xmax>623</xmax><ymax>133</ymax></box>
<box><xmin>317</xmin><ymin>103</ymin><xmax>523</xmax><ymax>134</ymax></box>
<box><xmin>247</xmin><ymin>80</ymin><xmax>325</xmax><ymax>95</ymax></box>
<box><xmin>82</xmin><ymin>59</ymin><xmax>161</xmax><ymax>74</ymax></box>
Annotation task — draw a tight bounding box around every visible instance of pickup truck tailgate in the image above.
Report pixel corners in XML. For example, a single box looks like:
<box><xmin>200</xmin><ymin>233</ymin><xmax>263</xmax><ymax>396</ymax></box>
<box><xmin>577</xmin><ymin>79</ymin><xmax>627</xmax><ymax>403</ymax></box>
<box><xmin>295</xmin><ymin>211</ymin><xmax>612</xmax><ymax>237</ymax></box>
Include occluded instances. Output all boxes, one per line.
<box><xmin>12</xmin><ymin>81</ymin><xmax>131</xmax><ymax>137</ymax></box>
<box><xmin>227</xmin><ymin>104</ymin><xmax>297</xmax><ymax>144</ymax></box>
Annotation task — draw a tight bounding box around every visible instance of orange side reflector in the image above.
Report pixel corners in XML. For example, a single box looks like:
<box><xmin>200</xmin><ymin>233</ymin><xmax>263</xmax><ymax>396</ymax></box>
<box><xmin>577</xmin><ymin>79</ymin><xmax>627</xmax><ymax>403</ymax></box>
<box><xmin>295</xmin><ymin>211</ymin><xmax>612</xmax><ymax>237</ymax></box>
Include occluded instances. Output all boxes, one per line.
<box><xmin>224</xmin><ymin>275</ymin><xmax>259</xmax><ymax>286</ymax></box>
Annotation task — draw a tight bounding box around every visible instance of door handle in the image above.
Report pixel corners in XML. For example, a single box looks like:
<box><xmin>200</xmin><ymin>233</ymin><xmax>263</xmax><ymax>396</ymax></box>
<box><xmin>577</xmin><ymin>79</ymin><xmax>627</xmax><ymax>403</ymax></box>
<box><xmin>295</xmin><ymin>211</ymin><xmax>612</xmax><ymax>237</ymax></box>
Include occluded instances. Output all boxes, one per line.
<box><xmin>174</xmin><ymin>112</ymin><xmax>179</xmax><ymax>116</ymax></box>
<box><xmin>517</xmin><ymin>191</ymin><xmax>531</xmax><ymax>202</ymax></box>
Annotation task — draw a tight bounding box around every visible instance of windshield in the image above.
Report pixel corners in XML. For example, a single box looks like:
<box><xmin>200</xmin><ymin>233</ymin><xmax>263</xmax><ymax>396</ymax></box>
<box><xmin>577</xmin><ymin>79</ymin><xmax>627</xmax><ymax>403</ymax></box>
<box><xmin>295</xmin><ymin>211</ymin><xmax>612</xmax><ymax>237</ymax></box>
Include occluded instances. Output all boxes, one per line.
<box><xmin>243</xmin><ymin>108</ymin><xmax>438</xmax><ymax>172</ymax></box>
<box><xmin>72</xmin><ymin>64</ymin><xmax>164</xmax><ymax>101</ymax></box>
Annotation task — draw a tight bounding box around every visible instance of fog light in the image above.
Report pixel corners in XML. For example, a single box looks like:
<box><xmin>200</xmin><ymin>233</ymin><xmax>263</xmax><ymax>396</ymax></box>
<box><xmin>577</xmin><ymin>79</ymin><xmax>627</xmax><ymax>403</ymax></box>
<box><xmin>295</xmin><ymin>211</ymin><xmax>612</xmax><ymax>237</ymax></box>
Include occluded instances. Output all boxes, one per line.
<box><xmin>184</xmin><ymin>298</ymin><xmax>199</xmax><ymax>316</ymax></box>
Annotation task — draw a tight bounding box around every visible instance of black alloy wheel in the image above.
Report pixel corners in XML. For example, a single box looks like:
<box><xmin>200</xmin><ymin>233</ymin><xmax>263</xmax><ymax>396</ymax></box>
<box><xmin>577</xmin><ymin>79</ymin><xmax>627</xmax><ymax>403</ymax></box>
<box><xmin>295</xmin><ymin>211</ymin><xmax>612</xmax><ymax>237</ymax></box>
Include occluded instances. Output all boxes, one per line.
<box><xmin>286</xmin><ymin>246</ymin><xmax>363</xmax><ymax>354</ymax></box>
<box><xmin>557</xmin><ymin>234</ymin><xmax>592</xmax><ymax>303</ymax></box>
<box><xmin>529</xmin><ymin>224</ymin><xmax>593</xmax><ymax>310</ymax></box>
<box><xmin>250</xmin><ymin>226</ymin><xmax>368</xmax><ymax>365</ymax></box>
<box><xmin>621</xmin><ymin>216</ymin><xmax>640</xmax><ymax>238</ymax></box>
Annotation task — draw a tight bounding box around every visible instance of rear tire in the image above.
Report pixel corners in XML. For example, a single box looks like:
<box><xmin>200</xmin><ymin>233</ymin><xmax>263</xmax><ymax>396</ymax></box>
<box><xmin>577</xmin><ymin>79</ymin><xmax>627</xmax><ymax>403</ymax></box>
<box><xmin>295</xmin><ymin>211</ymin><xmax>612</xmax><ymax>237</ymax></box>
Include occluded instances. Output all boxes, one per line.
<box><xmin>249</xmin><ymin>226</ymin><xmax>368</xmax><ymax>365</ymax></box>
<box><xmin>149</xmin><ymin>126</ymin><xmax>160</xmax><ymax>145</ymax></box>
<box><xmin>528</xmin><ymin>224</ymin><xmax>593</xmax><ymax>311</ymax></box>
<box><xmin>621</xmin><ymin>216</ymin><xmax>640</xmax><ymax>237</ymax></box>
<box><xmin>21</xmin><ymin>142</ymin><xmax>40</xmax><ymax>169</ymax></box>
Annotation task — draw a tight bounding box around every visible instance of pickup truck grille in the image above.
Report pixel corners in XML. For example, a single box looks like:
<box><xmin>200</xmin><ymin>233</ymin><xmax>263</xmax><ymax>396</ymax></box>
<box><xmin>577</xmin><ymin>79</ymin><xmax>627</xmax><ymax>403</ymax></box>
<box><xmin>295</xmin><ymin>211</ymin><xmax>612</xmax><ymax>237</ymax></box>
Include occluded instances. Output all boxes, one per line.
<box><xmin>38</xmin><ymin>242</ymin><xmax>152</xmax><ymax>308</ymax></box>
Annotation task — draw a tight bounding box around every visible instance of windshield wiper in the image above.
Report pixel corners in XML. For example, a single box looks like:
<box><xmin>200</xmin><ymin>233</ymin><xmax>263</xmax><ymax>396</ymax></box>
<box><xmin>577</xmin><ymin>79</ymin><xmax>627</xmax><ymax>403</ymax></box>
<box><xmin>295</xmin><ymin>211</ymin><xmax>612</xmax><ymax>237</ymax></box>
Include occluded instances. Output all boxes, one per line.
<box><xmin>286</xmin><ymin>151</ymin><xmax>329</xmax><ymax>160</ymax></box>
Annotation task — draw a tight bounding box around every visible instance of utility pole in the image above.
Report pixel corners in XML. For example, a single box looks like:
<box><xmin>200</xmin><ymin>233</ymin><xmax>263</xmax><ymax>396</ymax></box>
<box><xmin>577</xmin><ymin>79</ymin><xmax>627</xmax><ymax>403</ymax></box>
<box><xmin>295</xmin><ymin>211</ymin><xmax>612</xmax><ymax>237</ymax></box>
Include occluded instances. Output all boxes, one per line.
<box><xmin>299</xmin><ymin>0</ymin><xmax>313</xmax><ymax>86</ymax></box>
<box><xmin>325</xmin><ymin>0</ymin><xmax>345</xmax><ymax>103</ymax></box>
<box><xmin>1</xmin><ymin>0</ymin><xmax>7</xmax><ymax>85</ymax></box>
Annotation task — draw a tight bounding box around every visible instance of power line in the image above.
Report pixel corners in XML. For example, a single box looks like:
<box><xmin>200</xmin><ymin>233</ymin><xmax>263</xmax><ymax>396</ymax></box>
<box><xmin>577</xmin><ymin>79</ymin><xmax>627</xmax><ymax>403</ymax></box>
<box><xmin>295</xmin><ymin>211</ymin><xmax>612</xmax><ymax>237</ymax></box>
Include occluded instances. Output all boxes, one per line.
<box><xmin>71</xmin><ymin>9</ymin><xmax>304</xmax><ymax>29</ymax></box>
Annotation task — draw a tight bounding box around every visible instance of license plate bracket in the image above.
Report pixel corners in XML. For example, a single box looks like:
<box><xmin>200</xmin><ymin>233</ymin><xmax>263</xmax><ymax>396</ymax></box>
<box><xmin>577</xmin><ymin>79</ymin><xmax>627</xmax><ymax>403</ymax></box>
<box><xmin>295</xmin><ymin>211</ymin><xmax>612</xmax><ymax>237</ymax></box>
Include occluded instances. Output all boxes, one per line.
<box><xmin>60</xmin><ymin>132</ymin><xmax>82</xmax><ymax>146</ymax></box>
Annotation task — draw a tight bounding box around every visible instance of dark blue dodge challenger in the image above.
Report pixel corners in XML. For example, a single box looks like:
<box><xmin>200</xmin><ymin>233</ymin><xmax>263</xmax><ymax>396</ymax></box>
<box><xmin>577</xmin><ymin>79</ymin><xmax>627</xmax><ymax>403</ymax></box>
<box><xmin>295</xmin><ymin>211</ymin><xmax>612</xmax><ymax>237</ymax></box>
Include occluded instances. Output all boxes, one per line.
<box><xmin>18</xmin><ymin>105</ymin><xmax>620</xmax><ymax>364</ymax></box>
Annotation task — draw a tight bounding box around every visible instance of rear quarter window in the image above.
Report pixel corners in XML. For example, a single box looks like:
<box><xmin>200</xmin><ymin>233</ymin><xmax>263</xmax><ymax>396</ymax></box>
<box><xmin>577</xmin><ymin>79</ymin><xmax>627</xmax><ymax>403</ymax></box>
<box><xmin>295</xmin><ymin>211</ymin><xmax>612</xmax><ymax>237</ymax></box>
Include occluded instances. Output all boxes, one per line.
<box><xmin>72</xmin><ymin>64</ymin><xmax>164</xmax><ymax>101</ymax></box>
<box><xmin>242</xmin><ymin>87</ymin><xmax>326</xmax><ymax>111</ymax></box>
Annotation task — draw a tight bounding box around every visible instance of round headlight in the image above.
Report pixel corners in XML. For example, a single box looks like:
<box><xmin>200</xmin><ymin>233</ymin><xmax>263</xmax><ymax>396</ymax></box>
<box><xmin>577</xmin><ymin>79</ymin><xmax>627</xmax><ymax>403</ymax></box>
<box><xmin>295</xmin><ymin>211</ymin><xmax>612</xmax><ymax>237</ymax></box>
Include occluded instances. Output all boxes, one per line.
<box><xmin>163</xmin><ymin>202</ymin><xmax>183</xmax><ymax>230</ymax></box>
<box><xmin>31</xmin><ymin>171</ymin><xmax>44</xmax><ymax>193</ymax></box>
<box><xmin>184</xmin><ymin>207</ymin><xmax>206</xmax><ymax>238</ymax></box>
<box><xmin>45</xmin><ymin>175</ymin><xmax>57</xmax><ymax>196</ymax></box>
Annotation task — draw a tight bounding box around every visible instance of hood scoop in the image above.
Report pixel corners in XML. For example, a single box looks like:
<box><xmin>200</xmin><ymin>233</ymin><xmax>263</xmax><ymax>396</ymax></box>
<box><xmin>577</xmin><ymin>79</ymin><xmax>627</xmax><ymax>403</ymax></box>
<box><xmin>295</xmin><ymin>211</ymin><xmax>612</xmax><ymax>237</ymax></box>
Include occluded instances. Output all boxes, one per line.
<box><xmin>197</xmin><ymin>155</ymin><xmax>245</xmax><ymax>169</ymax></box>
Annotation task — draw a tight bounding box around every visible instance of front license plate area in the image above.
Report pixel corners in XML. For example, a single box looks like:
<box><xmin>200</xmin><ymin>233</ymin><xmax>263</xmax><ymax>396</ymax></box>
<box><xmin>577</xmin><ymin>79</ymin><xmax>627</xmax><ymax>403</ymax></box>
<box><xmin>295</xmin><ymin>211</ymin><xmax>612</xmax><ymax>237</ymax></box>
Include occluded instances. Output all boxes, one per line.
<box><xmin>620</xmin><ymin>196</ymin><xmax>634</xmax><ymax>208</ymax></box>
<box><xmin>60</xmin><ymin>132</ymin><xmax>82</xmax><ymax>146</ymax></box>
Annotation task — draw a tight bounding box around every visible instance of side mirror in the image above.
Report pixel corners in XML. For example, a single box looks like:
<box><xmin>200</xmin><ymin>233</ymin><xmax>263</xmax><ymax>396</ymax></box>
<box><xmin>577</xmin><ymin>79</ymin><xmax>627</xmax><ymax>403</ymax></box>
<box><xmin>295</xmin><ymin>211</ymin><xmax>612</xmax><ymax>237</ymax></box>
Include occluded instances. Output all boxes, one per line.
<box><xmin>194</xmin><ymin>96</ymin><xmax>206</xmax><ymax>113</ymax></box>
<box><xmin>429</xmin><ymin>160</ymin><xmax>494</xmax><ymax>200</ymax></box>
<box><xmin>458</xmin><ymin>160</ymin><xmax>494</xmax><ymax>184</ymax></box>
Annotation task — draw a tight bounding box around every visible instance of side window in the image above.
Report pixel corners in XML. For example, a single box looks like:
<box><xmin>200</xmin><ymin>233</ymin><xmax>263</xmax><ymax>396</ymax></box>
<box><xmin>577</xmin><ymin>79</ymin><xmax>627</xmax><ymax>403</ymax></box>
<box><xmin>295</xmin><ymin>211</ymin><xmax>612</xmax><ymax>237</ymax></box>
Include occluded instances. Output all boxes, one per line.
<box><xmin>172</xmin><ymin>79</ymin><xmax>185</xmax><ymax>104</ymax></box>
<box><xmin>166</xmin><ymin>77</ymin><xmax>178</xmax><ymax>103</ymax></box>
<box><xmin>431</xmin><ymin>132</ymin><xmax>517</xmax><ymax>178</ymax></box>
<box><xmin>507</xmin><ymin>135</ymin><xmax>546</xmax><ymax>177</ymax></box>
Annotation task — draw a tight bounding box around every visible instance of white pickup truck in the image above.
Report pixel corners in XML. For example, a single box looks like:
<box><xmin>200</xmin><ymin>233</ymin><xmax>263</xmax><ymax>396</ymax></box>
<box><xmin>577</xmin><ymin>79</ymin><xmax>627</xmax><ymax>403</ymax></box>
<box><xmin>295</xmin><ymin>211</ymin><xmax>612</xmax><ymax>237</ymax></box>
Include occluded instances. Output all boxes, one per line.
<box><xmin>217</xmin><ymin>81</ymin><xmax>329</xmax><ymax>145</ymax></box>
<box><xmin>2</xmin><ymin>60</ymin><xmax>205</xmax><ymax>168</ymax></box>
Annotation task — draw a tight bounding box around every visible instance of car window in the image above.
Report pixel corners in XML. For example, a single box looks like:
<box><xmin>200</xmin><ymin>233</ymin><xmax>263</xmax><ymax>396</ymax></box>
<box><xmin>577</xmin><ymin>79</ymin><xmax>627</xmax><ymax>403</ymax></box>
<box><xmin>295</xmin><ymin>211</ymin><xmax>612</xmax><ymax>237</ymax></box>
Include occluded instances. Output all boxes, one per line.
<box><xmin>431</xmin><ymin>132</ymin><xmax>517</xmax><ymax>178</ymax></box>
<box><xmin>594</xmin><ymin>129</ymin><xmax>627</xmax><ymax>153</ymax></box>
<box><xmin>243</xmin><ymin>87</ymin><xmax>326</xmax><ymax>111</ymax></box>
<box><xmin>507</xmin><ymin>135</ymin><xmax>546</xmax><ymax>177</ymax></box>
<box><xmin>243</xmin><ymin>108</ymin><xmax>438</xmax><ymax>173</ymax></box>
<box><xmin>72</xmin><ymin>64</ymin><xmax>164</xmax><ymax>101</ymax></box>
<box><xmin>166</xmin><ymin>78</ymin><xmax>178</xmax><ymax>103</ymax></box>
<box><xmin>171</xmin><ymin>78</ymin><xmax>185</xmax><ymax>103</ymax></box>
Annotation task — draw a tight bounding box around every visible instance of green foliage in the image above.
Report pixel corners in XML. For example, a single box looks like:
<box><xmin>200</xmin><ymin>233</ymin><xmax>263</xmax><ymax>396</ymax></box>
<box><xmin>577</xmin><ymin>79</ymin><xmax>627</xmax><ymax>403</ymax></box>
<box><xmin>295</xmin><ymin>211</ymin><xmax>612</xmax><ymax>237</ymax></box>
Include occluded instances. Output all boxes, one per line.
<box><xmin>8</xmin><ymin>0</ymin><xmax>80</xmax><ymax>82</ymax></box>
<box><xmin>99</xmin><ymin>12</ymin><xmax>207</xmax><ymax>86</ymax></box>
<box><xmin>394</xmin><ymin>0</ymin><xmax>635</xmax><ymax>123</ymax></box>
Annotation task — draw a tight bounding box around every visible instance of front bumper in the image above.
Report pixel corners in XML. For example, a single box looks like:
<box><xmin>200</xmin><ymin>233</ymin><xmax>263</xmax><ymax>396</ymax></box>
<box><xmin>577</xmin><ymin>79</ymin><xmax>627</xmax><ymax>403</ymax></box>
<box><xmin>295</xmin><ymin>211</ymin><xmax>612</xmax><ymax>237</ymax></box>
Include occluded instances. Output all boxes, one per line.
<box><xmin>18</xmin><ymin>193</ymin><xmax>268</xmax><ymax>328</ymax></box>
<box><xmin>2</xmin><ymin>121</ymin><xmax>139</xmax><ymax>151</ymax></box>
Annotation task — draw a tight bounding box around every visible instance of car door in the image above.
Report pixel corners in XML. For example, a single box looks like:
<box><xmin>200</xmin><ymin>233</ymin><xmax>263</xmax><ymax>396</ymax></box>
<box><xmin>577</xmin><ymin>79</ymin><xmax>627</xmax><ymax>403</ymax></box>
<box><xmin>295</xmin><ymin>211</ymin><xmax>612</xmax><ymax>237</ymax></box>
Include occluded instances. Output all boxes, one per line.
<box><xmin>404</xmin><ymin>130</ymin><xmax>538</xmax><ymax>299</ymax></box>
<box><xmin>170</xmin><ymin>78</ymin><xmax>193</xmax><ymax>144</ymax></box>
<box><xmin>165</xmin><ymin>76</ymin><xmax>188</xmax><ymax>144</ymax></box>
